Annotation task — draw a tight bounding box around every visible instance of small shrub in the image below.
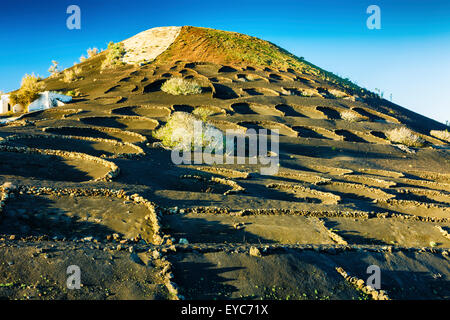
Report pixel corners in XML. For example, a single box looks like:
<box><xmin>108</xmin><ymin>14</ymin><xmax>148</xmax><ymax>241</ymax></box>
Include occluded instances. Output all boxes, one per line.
<box><xmin>87</xmin><ymin>47</ymin><xmax>99</xmax><ymax>58</ymax></box>
<box><xmin>341</xmin><ymin>110</ymin><xmax>363</xmax><ymax>122</ymax></box>
<box><xmin>63</xmin><ymin>66</ymin><xmax>82</xmax><ymax>83</ymax></box>
<box><xmin>9</xmin><ymin>92</ymin><xmax>22</xmax><ymax>106</ymax></box>
<box><xmin>386</xmin><ymin>127</ymin><xmax>425</xmax><ymax>147</ymax></box>
<box><xmin>328</xmin><ymin>89</ymin><xmax>348</xmax><ymax>98</ymax></box>
<box><xmin>153</xmin><ymin>112</ymin><xmax>224</xmax><ymax>151</ymax></box>
<box><xmin>74</xmin><ymin>66</ymin><xmax>82</xmax><ymax>76</ymax></box>
<box><xmin>101</xmin><ymin>42</ymin><xmax>126</xmax><ymax>70</ymax></box>
<box><xmin>48</xmin><ymin>60</ymin><xmax>60</xmax><ymax>77</ymax></box>
<box><xmin>299</xmin><ymin>88</ymin><xmax>316</xmax><ymax>97</ymax></box>
<box><xmin>246</xmin><ymin>74</ymin><xmax>263</xmax><ymax>81</ymax></box>
<box><xmin>21</xmin><ymin>73</ymin><xmax>45</xmax><ymax>92</ymax></box>
<box><xmin>192</xmin><ymin>106</ymin><xmax>222</xmax><ymax>121</ymax></box>
<box><xmin>161</xmin><ymin>78</ymin><xmax>202</xmax><ymax>95</ymax></box>
<box><xmin>9</xmin><ymin>73</ymin><xmax>45</xmax><ymax>110</ymax></box>
<box><xmin>430</xmin><ymin>130</ymin><xmax>450</xmax><ymax>142</ymax></box>
<box><xmin>63</xmin><ymin>70</ymin><xmax>75</xmax><ymax>83</ymax></box>
<box><xmin>66</xmin><ymin>89</ymin><xmax>81</xmax><ymax>97</ymax></box>
<box><xmin>79</xmin><ymin>48</ymin><xmax>99</xmax><ymax>63</ymax></box>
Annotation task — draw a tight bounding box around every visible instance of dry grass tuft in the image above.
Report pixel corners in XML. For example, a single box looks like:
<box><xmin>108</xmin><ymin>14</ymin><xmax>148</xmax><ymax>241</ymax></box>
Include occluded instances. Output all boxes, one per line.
<box><xmin>101</xmin><ymin>42</ymin><xmax>126</xmax><ymax>70</ymax></box>
<box><xmin>328</xmin><ymin>89</ymin><xmax>348</xmax><ymax>98</ymax></box>
<box><xmin>386</xmin><ymin>127</ymin><xmax>426</xmax><ymax>147</ymax></box>
<box><xmin>430</xmin><ymin>130</ymin><xmax>450</xmax><ymax>143</ymax></box>
<box><xmin>48</xmin><ymin>60</ymin><xmax>60</xmax><ymax>77</ymax></box>
<box><xmin>299</xmin><ymin>88</ymin><xmax>317</xmax><ymax>97</ymax></box>
<box><xmin>63</xmin><ymin>66</ymin><xmax>82</xmax><ymax>83</ymax></box>
<box><xmin>153</xmin><ymin>112</ymin><xmax>223</xmax><ymax>151</ymax></box>
<box><xmin>341</xmin><ymin>110</ymin><xmax>363</xmax><ymax>122</ymax></box>
<box><xmin>9</xmin><ymin>73</ymin><xmax>45</xmax><ymax>110</ymax></box>
<box><xmin>161</xmin><ymin>78</ymin><xmax>202</xmax><ymax>95</ymax></box>
<box><xmin>87</xmin><ymin>47</ymin><xmax>99</xmax><ymax>58</ymax></box>
<box><xmin>192</xmin><ymin>106</ymin><xmax>223</xmax><ymax>121</ymax></box>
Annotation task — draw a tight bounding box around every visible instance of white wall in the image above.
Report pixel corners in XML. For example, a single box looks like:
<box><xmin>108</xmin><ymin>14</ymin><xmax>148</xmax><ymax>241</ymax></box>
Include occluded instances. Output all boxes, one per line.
<box><xmin>28</xmin><ymin>91</ymin><xmax>72</xmax><ymax>112</ymax></box>
<box><xmin>1</xmin><ymin>92</ymin><xmax>72</xmax><ymax>114</ymax></box>
<box><xmin>1</xmin><ymin>95</ymin><xmax>11</xmax><ymax>114</ymax></box>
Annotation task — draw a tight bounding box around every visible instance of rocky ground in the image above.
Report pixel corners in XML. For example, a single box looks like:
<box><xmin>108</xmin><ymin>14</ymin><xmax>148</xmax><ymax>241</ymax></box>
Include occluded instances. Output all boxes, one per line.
<box><xmin>0</xmin><ymin>27</ymin><xmax>449</xmax><ymax>300</ymax></box>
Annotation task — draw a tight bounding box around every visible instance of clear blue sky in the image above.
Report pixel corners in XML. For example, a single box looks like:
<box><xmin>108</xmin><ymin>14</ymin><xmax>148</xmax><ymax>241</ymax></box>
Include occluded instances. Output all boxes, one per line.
<box><xmin>0</xmin><ymin>0</ymin><xmax>449</xmax><ymax>123</ymax></box>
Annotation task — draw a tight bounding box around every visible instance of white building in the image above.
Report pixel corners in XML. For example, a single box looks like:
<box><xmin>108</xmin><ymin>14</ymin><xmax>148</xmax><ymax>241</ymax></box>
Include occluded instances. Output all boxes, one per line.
<box><xmin>28</xmin><ymin>91</ymin><xmax>72</xmax><ymax>112</ymax></box>
<box><xmin>0</xmin><ymin>91</ymin><xmax>72</xmax><ymax>114</ymax></box>
<box><xmin>0</xmin><ymin>94</ymin><xmax>12</xmax><ymax>114</ymax></box>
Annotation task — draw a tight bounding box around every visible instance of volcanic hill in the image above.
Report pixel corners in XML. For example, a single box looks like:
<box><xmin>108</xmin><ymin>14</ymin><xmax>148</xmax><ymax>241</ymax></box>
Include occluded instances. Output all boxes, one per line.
<box><xmin>0</xmin><ymin>26</ymin><xmax>449</xmax><ymax>300</ymax></box>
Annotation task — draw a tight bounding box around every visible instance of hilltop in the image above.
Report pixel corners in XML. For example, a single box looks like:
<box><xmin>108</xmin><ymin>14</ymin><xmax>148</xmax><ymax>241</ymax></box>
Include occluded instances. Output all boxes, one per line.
<box><xmin>39</xmin><ymin>26</ymin><xmax>447</xmax><ymax>134</ymax></box>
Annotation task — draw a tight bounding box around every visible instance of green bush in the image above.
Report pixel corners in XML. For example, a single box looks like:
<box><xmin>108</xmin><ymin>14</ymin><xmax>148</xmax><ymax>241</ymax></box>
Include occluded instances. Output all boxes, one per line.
<box><xmin>192</xmin><ymin>106</ymin><xmax>222</xmax><ymax>121</ymax></box>
<box><xmin>153</xmin><ymin>112</ymin><xmax>224</xmax><ymax>151</ymax></box>
<box><xmin>9</xmin><ymin>74</ymin><xmax>45</xmax><ymax>110</ymax></box>
<box><xmin>66</xmin><ymin>89</ymin><xmax>81</xmax><ymax>97</ymax></box>
<box><xmin>101</xmin><ymin>42</ymin><xmax>126</xmax><ymax>69</ymax></box>
<box><xmin>161</xmin><ymin>78</ymin><xmax>202</xmax><ymax>95</ymax></box>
